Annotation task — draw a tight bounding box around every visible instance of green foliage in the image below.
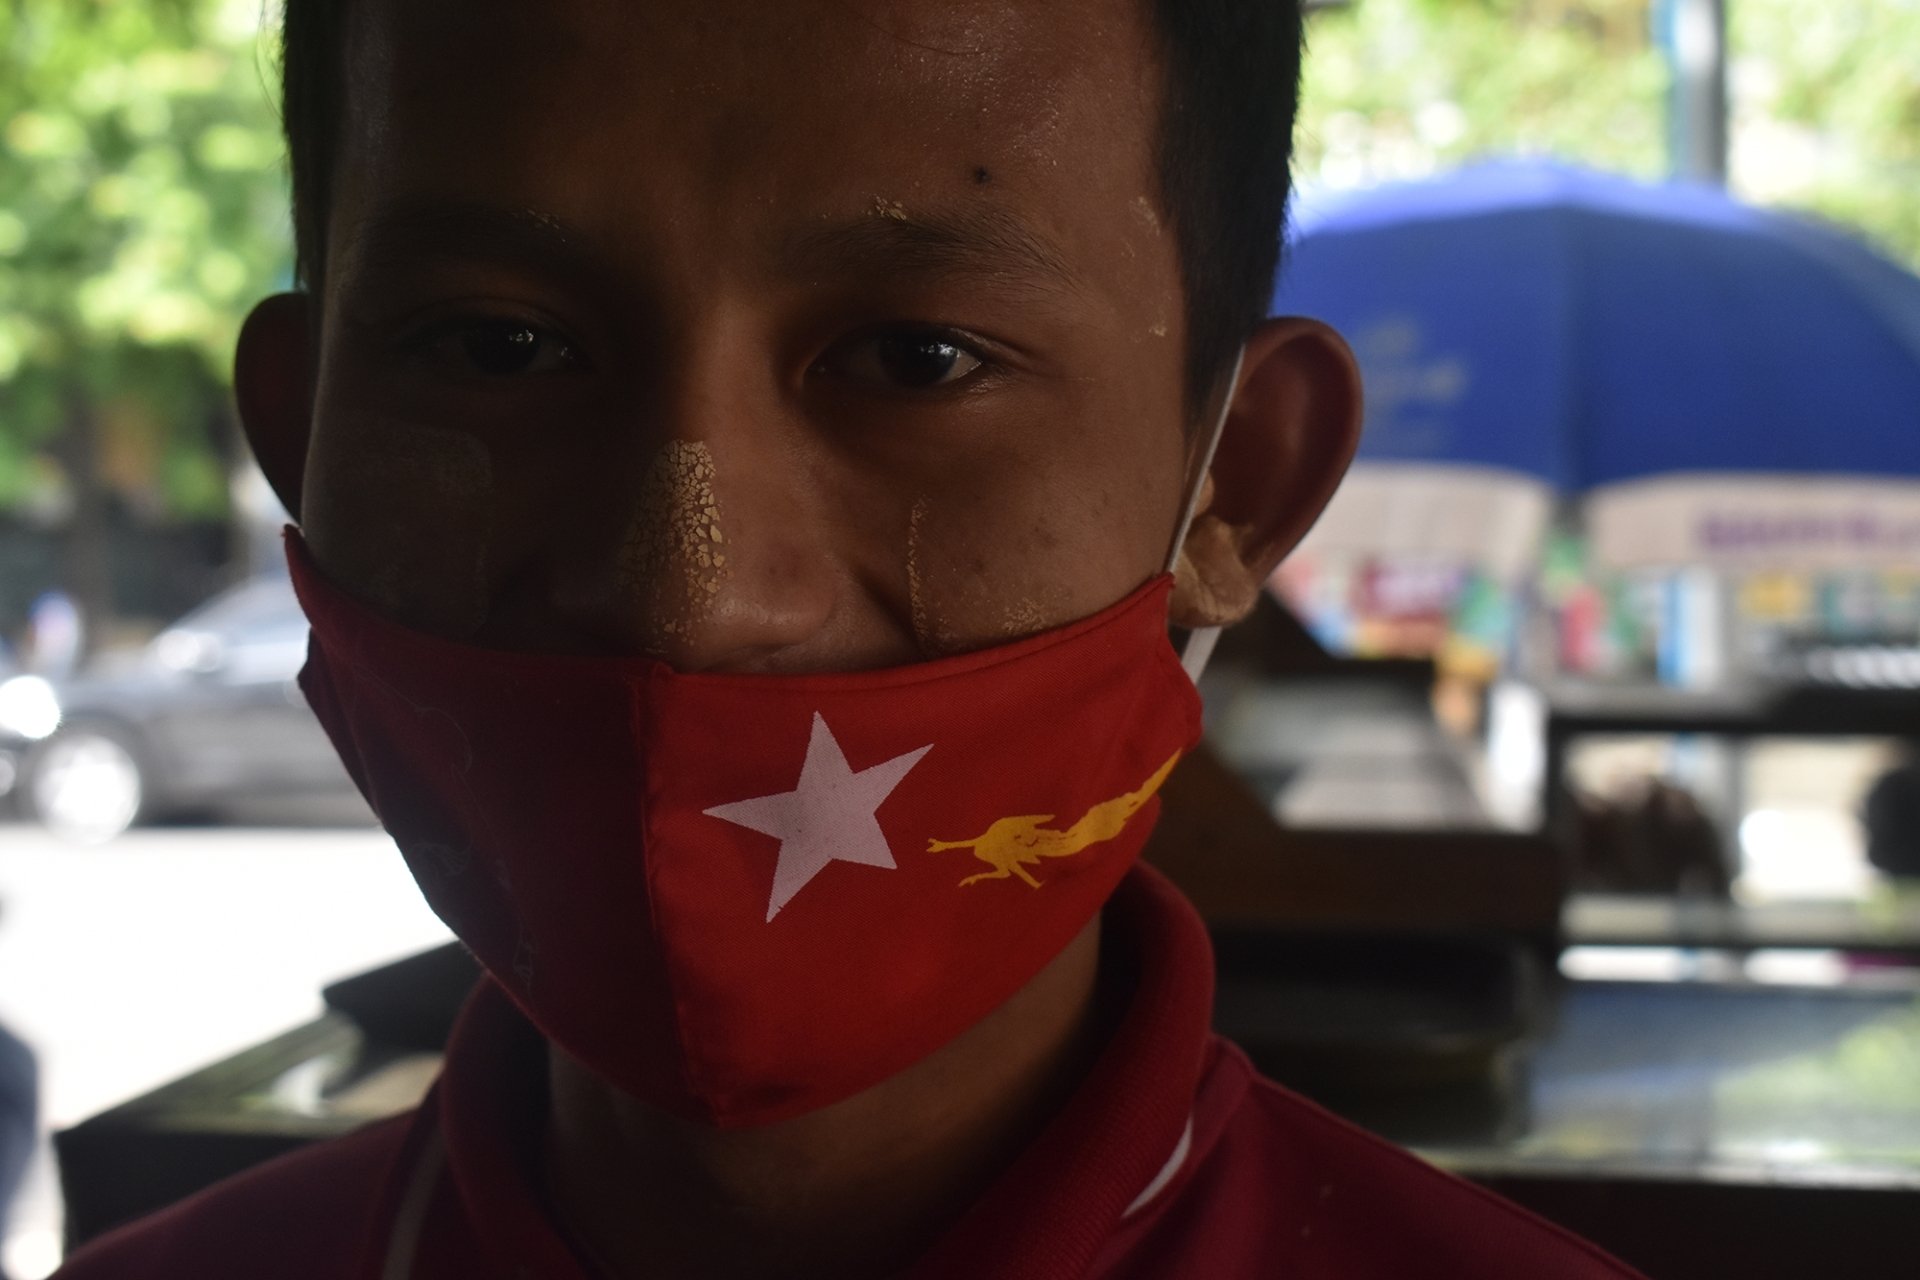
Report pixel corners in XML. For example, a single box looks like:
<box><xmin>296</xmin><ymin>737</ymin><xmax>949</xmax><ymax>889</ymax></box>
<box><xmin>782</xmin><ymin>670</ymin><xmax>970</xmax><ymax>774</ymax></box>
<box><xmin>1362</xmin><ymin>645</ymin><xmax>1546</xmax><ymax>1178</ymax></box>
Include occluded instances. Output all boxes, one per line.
<box><xmin>1730</xmin><ymin>0</ymin><xmax>1920</xmax><ymax>270</ymax></box>
<box><xmin>1296</xmin><ymin>0</ymin><xmax>1920</xmax><ymax>273</ymax></box>
<box><xmin>0</xmin><ymin>0</ymin><xmax>289</xmax><ymax>517</ymax></box>
<box><xmin>1296</xmin><ymin>0</ymin><xmax>1669</xmax><ymax>192</ymax></box>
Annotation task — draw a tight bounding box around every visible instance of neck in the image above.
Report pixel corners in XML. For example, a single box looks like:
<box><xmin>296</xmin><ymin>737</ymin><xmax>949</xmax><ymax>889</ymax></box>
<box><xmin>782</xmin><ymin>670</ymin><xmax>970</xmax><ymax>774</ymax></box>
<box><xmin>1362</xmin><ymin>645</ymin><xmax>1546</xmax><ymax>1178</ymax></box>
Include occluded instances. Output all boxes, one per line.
<box><xmin>541</xmin><ymin>915</ymin><xmax>1109</xmax><ymax>1280</ymax></box>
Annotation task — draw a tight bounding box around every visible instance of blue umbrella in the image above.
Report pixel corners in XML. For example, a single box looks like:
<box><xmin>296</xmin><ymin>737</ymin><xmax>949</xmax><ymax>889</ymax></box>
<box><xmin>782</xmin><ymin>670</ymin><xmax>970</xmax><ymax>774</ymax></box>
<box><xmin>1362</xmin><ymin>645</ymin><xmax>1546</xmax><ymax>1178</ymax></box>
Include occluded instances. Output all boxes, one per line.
<box><xmin>1275</xmin><ymin>160</ymin><xmax>1920</xmax><ymax>570</ymax></box>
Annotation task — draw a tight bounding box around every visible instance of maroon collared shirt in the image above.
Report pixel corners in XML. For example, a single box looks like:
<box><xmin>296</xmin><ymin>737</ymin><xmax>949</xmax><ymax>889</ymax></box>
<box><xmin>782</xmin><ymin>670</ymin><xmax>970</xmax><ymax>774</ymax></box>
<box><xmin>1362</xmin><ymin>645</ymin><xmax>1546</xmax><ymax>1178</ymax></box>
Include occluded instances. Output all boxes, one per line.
<box><xmin>57</xmin><ymin>868</ymin><xmax>1642</xmax><ymax>1278</ymax></box>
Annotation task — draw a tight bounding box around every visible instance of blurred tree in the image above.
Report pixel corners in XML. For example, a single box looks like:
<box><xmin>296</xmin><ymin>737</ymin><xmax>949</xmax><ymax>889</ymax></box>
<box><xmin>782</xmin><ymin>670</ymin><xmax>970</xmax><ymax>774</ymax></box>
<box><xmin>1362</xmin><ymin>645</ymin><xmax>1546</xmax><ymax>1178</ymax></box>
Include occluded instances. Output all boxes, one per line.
<box><xmin>1296</xmin><ymin>0</ymin><xmax>1920</xmax><ymax>272</ymax></box>
<box><xmin>1296</xmin><ymin>0</ymin><xmax>1669</xmax><ymax>193</ymax></box>
<box><xmin>0</xmin><ymin>0</ymin><xmax>288</xmax><ymax>634</ymax></box>
<box><xmin>1729</xmin><ymin>0</ymin><xmax>1920</xmax><ymax>270</ymax></box>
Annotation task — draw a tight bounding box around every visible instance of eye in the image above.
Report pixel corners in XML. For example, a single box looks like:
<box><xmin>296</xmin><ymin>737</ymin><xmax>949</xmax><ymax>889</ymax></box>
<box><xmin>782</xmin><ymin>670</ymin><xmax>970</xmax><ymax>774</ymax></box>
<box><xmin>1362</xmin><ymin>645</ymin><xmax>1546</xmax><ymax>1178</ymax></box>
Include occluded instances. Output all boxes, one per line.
<box><xmin>816</xmin><ymin>328</ymin><xmax>985</xmax><ymax>390</ymax></box>
<box><xmin>416</xmin><ymin>318</ymin><xmax>578</xmax><ymax>377</ymax></box>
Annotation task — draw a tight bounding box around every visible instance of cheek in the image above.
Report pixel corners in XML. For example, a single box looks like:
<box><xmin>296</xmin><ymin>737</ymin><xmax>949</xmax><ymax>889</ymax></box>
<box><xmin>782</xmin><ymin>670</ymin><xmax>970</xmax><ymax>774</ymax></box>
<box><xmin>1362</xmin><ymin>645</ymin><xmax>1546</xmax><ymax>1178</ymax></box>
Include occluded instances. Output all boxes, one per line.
<box><xmin>302</xmin><ymin>414</ymin><xmax>497</xmax><ymax>638</ymax></box>
<box><xmin>898</xmin><ymin>430</ymin><xmax>1185</xmax><ymax>656</ymax></box>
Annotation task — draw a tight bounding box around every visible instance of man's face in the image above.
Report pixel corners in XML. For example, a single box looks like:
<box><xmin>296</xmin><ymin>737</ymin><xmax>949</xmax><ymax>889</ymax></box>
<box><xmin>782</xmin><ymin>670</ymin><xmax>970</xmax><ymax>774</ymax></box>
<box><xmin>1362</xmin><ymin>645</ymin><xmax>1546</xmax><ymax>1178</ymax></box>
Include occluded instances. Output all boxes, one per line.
<box><xmin>301</xmin><ymin>0</ymin><xmax>1195</xmax><ymax>672</ymax></box>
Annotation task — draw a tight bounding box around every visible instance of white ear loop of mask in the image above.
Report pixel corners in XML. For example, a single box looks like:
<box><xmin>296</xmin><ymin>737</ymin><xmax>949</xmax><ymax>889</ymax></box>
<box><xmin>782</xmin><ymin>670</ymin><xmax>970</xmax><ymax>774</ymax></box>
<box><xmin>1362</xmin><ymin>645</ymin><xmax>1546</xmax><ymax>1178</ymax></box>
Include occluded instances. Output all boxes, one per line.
<box><xmin>1163</xmin><ymin>345</ymin><xmax>1246</xmax><ymax>684</ymax></box>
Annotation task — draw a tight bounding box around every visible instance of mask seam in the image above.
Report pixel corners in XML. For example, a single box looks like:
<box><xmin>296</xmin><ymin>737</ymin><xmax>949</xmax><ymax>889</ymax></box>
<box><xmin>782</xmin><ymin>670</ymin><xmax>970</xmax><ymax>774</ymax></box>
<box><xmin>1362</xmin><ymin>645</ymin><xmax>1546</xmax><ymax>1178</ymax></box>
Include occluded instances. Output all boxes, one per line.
<box><xmin>630</xmin><ymin>664</ymin><xmax>707</xmax><ymax>1119</ymax></box>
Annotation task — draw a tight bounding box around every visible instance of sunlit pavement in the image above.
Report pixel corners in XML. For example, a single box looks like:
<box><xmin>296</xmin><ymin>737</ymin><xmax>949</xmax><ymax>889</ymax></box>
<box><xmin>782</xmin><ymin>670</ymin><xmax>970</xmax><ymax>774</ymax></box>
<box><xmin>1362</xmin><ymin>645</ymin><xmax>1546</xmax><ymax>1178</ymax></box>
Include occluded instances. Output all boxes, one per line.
<box><xmin>0</xmin><ymin>819</ymin><xmax>449</xmax><ymax>1277</ymax></box>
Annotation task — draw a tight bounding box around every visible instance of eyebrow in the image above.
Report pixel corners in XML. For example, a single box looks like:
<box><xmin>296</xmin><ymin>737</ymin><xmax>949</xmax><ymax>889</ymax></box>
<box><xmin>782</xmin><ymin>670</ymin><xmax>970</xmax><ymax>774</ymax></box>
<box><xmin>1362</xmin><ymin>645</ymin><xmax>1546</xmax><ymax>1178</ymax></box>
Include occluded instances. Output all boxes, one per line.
<box><xmin>338</xmin><ymin>198</ymin><xmax>1084</xmax><ymax>299</ymax></box>
<box><xmin>338</xmin><ymin>202</ymin><xmax>592</xmax><ymax>286</ymax></box>
<box><xmin>777</xmin><ymin>205</ymin><xmax>1084</xmax><ymax>298</ymax></box>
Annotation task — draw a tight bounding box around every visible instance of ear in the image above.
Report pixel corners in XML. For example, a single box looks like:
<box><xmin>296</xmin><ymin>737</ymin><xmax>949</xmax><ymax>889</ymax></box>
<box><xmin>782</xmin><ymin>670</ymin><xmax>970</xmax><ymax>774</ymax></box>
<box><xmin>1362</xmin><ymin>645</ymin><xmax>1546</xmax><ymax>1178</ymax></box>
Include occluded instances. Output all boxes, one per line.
<box><xmin>1170</xmin><ymin>316</ymin><xmax>1362</xmax><ymax>628</ymax></box>
<box><xmin>233</xmin><ymin>292</ymin><xmax>317</xmax><ymax>521</ymax></box>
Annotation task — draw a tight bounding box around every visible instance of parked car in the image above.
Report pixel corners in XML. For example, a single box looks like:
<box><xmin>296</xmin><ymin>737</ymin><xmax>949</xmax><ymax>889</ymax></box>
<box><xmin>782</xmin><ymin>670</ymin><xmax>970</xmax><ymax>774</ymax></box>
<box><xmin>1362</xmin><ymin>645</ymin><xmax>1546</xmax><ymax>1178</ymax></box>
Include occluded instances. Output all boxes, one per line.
<box><xmin>8</xmin><ymin>575</ymin><xmax>360</xmax><ymax>842</ymax></box>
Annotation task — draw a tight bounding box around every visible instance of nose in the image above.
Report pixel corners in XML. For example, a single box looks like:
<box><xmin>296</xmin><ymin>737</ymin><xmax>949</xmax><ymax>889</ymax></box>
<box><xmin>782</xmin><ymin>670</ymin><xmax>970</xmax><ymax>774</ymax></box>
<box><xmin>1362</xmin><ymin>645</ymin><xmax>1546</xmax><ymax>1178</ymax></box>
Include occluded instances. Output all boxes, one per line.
<box><xmin>543</xmin><ymin>379</ymin><xmax>840</xmax><ymax>672</ymax></box>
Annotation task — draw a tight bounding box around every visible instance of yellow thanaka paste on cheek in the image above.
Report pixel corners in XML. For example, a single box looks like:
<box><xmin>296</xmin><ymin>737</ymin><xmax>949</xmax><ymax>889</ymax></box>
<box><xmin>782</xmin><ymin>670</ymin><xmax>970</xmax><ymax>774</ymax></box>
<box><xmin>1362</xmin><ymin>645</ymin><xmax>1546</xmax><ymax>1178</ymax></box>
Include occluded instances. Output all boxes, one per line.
<box><xmin>905</xmin><ymin>496</ymin><xmax>983</xmax><ymax>656</ymax></box>
<box><xmin>1130</xmin><ymin>194</ymin><xmax>1162</xmax><ymax>235</ymax></box>
<box><xmin>905</xmin><ymin>496</ymin><xmax>1053</xmax><ymax>654</ymax></box>
<box><xmin>906</xmin><ymin>496</ymin><xmax>934</xmax><ymax>653</ymax></box>
<box><xmin>1001</xmin><ymin>598</ymin><xmax>1046</xmax><ymax>638</ymax></box>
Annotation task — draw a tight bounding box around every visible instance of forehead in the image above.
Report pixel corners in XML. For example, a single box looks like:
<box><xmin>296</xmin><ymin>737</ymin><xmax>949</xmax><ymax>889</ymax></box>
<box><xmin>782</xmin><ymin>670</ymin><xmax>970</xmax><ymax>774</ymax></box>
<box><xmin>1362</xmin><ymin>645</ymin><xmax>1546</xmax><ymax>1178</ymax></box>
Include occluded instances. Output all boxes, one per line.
<box><xmin>331</xmin><ymin>0</ymin><xmax>1168</xmax><ymax>287</ymax></box>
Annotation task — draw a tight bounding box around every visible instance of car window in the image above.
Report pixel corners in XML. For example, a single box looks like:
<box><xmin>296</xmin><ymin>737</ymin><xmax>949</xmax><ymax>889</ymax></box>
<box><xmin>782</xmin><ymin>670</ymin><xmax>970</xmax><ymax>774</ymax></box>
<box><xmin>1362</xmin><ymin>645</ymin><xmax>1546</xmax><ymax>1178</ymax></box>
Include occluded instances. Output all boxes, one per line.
<box><xmin>153</xmin><ymin>576</ymin><xmax>308</xmax><ymax>682</ymax></box>
<box><xmin>168</xmin><ymin>575</ymin><xmax>302</xmax><ymax>640</ymax></box>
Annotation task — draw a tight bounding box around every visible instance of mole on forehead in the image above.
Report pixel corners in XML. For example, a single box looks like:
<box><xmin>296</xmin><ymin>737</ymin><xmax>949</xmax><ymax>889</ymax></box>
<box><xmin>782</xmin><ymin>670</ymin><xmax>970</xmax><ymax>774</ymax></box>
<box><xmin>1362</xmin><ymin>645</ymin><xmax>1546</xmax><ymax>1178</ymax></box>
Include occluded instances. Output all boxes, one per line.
<box><xmin>334</xmin><ymin>190</ymin><xmax>1090</xmax><ymax>305</ymax></box>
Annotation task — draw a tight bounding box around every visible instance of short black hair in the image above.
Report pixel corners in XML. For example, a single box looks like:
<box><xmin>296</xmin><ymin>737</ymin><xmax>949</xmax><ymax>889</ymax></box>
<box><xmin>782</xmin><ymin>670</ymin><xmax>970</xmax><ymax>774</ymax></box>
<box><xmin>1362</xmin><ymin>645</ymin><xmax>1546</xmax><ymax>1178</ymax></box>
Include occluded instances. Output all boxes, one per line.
<box><xmin>1149</xmin><ymin>0</ymin><xmax>1304</xmax><ymax>413</ymax></box>
<box><xmin>279</xmin><ymin>1</ymin><xmax>1303</xmax><ymax>416</ymax></box>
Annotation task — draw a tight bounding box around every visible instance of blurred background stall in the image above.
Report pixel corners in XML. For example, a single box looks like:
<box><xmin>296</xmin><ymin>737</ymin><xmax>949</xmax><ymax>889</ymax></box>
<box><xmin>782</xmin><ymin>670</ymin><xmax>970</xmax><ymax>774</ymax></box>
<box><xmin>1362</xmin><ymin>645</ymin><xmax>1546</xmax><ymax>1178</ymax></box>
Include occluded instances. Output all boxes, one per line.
<box><xmin>1190</xmin><ymin>3</ymin><xmax>1920</xmax><ymax>1275</ymax></box>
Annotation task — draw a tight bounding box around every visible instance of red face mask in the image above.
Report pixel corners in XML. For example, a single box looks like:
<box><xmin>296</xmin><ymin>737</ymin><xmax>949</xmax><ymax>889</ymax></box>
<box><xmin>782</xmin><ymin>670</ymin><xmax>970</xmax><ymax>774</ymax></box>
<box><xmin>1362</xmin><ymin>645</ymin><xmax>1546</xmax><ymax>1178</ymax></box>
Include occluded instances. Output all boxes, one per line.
<box><xmin>289</xmin><ymin>533</ymin><xmax>1202</xmax><ymax>1127</ymax></box>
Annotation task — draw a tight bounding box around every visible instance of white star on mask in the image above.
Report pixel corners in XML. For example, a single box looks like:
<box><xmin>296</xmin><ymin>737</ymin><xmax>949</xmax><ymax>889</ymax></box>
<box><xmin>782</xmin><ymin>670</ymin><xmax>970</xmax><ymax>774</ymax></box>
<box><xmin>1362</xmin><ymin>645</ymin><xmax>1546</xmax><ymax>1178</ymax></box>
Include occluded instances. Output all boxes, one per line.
<box><xmin>704</xmin><ymin>713</ymin><xmax>932</xmax><ymax>922</ymax></box>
